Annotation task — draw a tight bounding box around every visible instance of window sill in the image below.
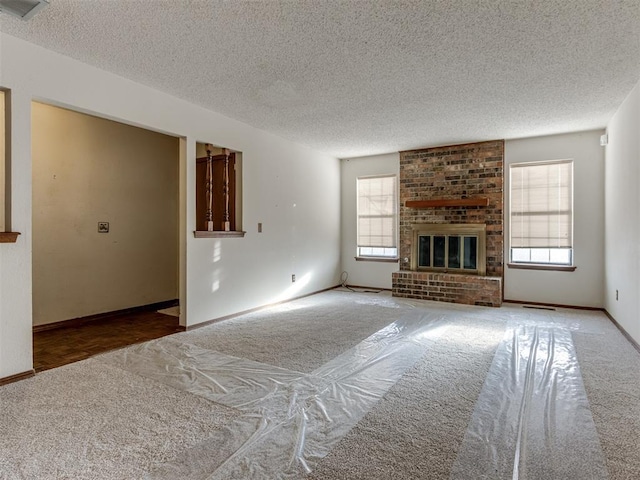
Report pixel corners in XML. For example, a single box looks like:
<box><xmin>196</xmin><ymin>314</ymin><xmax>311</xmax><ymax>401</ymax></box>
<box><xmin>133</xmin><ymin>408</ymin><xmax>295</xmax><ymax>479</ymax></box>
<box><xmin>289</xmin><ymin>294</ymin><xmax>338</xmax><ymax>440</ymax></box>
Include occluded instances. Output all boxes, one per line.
<box><xmin>355</xmin><ymin>256</ymin><xmax>399</xmax><ymax>263</ymax></box>
<box><xmin>0</xmin><ymin>232</ymin><xmax>20</xmax><ymax>243</ymax></box>
<box><xmin>507</xmin><ymin>263</ymin><xmax>576</xmax><ymax>272</ymax></box>
<box><xmin>194</xmin><ymin>230</ymin><xmax>246</xmax><ymax>238</ymax></box>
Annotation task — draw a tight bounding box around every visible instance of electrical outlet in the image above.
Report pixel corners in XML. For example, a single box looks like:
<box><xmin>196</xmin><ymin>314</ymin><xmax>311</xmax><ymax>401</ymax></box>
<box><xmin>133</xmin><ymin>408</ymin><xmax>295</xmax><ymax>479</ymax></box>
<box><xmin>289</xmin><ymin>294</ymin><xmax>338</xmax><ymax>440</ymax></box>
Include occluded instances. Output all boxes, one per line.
<box><xmin>616</xmin><ymin>290</ymin><xmax>619</xmax><ymax>301</ymax></box>
<box><xmin>292</xmin><ymin>274</ymin><xmax>296</xmax><ymax>283</ymax></box>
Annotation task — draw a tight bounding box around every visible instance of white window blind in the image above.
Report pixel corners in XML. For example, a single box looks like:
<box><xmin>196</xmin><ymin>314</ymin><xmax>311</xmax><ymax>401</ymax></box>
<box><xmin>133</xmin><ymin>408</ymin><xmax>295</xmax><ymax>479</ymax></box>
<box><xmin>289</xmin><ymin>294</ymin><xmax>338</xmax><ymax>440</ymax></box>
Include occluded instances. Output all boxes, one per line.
<box><xmin>357</xmin><ymin>175</ymin><xmax>397</xmax><ymax>250</ymax></box>
<box><xmin>510</xmin><ymin>160</ymin><xmax>573</xmax><ymax>249</ymax></box>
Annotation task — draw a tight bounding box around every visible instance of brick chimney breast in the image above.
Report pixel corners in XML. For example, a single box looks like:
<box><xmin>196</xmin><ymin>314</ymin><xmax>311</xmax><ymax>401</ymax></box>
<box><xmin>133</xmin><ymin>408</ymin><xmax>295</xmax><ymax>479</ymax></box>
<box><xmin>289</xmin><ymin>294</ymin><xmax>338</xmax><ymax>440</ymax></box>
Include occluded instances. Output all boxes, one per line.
<box><xmin>394</xmin><ymin>140</ymin><xmax>504</xmax><ymax>307</ymax></box>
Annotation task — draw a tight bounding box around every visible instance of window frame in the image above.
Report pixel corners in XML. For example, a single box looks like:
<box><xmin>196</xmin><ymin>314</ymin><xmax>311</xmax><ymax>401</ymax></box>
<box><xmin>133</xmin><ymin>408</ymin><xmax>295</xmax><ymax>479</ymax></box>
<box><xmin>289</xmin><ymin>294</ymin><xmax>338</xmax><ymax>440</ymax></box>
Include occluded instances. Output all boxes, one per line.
<box><xmin>355</xmin><ymin>174</ymin><xmax>399</xmax><ymax>261</ymax></box>
<box><xmin>508</xmin><ymin>158</ymin><xmax>575</xmax><ymax>270</ymax></box>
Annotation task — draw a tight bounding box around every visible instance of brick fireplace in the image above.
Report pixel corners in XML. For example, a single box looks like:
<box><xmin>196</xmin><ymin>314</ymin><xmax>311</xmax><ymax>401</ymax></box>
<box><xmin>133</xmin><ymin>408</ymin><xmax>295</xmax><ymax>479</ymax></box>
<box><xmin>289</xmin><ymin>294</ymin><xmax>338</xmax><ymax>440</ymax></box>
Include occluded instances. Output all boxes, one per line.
<box><xmin>392</xmin><ymin>140</ymin><xmax>504</xmax><ymax>307</ymax></box>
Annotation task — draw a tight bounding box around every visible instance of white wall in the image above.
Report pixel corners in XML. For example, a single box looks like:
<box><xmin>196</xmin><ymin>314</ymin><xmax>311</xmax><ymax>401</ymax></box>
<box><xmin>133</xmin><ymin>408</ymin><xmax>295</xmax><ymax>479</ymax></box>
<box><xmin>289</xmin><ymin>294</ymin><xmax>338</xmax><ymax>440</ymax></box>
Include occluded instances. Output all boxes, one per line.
<box><xmin>604</xmin><ymin>80</ymin><xmax>640</xmax><ymax>344</ymax></box>
<box><xmin>504</xmin><ymin>130</ymin><xmax>605</xmax><ymax>308</ymax></box>
<box><xmin>0</xmin><ymin>33</ymin><xmax>341</xmax><ymax>378</ymax></box>
<box><xmin>340</xmin><ymin>153</ymin><xmax>399</xmax><ymax>289</ymax></box>
<box><xmin>32</xmin><ymin>103</ymin><xmax>179</xmax><ymax>326</ymax></box>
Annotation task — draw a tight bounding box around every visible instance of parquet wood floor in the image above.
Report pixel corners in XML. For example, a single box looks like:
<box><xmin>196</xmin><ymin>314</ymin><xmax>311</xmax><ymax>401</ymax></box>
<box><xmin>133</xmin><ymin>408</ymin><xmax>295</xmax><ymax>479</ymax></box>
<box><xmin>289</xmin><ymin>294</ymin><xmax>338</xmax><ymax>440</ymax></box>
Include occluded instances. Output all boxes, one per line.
<box><xmin>33</xmin><ymin>311</ymin><xmax>183</xmax><ymax>372</ymax></box>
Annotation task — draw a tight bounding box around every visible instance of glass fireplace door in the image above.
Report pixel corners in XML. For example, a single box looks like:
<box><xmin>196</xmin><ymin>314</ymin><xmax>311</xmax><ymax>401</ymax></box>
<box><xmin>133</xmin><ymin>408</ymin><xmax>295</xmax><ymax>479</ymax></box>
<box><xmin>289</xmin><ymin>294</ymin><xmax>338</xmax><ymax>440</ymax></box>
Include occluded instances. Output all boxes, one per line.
<box><xmin>417</xmin><ymin>234</ymin><xmax>479</xmax><ymax>273</ymax></box>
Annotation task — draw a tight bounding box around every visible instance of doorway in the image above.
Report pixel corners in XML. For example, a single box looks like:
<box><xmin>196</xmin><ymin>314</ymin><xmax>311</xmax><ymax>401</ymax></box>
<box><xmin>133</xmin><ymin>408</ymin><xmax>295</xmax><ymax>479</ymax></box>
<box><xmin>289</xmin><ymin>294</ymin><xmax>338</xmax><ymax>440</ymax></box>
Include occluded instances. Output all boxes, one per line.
<box><xmin>31</xmin><ymin>102</ymin><xmax>182</xmax><ymax>370</ymax></box>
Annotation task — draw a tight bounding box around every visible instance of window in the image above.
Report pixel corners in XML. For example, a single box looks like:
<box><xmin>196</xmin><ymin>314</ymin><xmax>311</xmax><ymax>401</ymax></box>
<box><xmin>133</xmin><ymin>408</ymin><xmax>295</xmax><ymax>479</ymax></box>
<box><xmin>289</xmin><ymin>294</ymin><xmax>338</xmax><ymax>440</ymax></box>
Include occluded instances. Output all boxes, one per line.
<box><xmin>510</xmin><ymin>159</ymin><xmax>573</xmax><ymax>265</ymax></box>
<box><xmin>194</xmin><ymin>142</ymin><xmax>244</xmax><ymax>237</ymax></box>
<box><xmin>357</xmin><ymin>174</ymin><xmax>398</xmax><ymax>259</ymax></box>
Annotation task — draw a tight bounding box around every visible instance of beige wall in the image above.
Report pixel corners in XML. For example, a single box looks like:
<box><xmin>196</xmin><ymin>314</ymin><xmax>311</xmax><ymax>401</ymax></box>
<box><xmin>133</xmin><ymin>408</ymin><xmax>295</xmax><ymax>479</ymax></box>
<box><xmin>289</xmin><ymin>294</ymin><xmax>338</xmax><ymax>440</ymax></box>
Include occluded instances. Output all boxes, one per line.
<box><xmin>504</xmin><ymin>130</ymin><xmax>605</xmax><ymax>308</ymax></box>
<box><xmin>340</xmin><ymin>152</ymin><xmax>399</xmax><ymax>289</ymax></box>
<box><xmin>605</xmin><ymin>80</ymin><xmax>640</xmax><ymax>343</ymax></box>
<box><xmin>32</xmin><ymin>102</ymin><xmax>179</xmax><ymax>325</ymax></box>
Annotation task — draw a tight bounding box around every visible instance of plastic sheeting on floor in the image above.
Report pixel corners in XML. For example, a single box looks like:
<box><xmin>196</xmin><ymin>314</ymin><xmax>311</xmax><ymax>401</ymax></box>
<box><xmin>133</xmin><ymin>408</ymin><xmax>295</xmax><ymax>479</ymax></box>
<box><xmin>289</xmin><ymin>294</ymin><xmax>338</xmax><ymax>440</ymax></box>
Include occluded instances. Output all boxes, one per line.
<box><xmin>99</xmin><ymin>309</ymin><xmax>451</xmax><ymax>479</ymax></box>
<box><xmin>98</xmin><ymin>300</ymin><xmax>608</xmax><ymax>479</ymax></box>
<box><xmin>450</xmin><ymin>317</ymin><xmax>608</xmax><ymax>480</ymax></box>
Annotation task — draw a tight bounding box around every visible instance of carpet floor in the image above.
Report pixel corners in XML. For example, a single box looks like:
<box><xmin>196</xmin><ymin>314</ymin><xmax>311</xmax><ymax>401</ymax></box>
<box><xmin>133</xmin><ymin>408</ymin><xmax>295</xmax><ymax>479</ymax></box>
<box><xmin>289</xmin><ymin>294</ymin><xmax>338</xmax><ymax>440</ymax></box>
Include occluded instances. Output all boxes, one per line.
<box><xmin>1</xmin><ymin>289</ymin><xmax>639</xmax><ymax>479</ymax></box>
<box><xmin>571</xmin><ymin>310</ymin><xmax>640</xmax><ymax>478</ymax></box>
<box><xmin>0</xmin><ymin>359</ymin><xmax>239</xmax><ymax>479</ymax></box>
<box><xmin>174</xmin><ymin>289</ymin><xmax>409</xmax><ymax>372</ymax></box>
<box><xmin>308</xmin><ymin>314</ymin><xmax>506</xmax><ymax>479</ymax></box>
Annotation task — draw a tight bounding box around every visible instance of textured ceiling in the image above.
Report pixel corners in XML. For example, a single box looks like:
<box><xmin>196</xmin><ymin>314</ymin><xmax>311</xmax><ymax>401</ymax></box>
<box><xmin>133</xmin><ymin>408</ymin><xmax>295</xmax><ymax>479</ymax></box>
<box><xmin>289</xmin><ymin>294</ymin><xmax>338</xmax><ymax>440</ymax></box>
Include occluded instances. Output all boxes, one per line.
<box><xmin>1</xmin><ymin>1</ymin><xmax>639</xmax><ymax>158</ymax></box>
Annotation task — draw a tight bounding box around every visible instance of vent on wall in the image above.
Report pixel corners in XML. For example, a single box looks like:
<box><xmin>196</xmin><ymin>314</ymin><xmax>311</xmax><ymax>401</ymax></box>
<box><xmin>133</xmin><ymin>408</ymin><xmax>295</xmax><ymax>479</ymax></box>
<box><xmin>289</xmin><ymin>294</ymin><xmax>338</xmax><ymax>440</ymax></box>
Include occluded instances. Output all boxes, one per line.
<box><xmin>0</xmin><ymin>0</ymin><xmax>48</xmax><ymax>20</ymax></box>
<box><xmin>523</xmin><ymin>305</ymin><xmax>557</xmax><ymax>311</ymax></box>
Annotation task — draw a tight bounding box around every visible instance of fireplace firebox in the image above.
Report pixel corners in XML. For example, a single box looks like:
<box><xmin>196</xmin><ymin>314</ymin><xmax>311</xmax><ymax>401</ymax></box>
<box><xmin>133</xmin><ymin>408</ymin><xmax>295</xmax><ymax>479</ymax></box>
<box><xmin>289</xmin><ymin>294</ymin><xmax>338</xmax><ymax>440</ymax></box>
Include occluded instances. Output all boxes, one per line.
<box><xmin>411</xmin><ymin>224</ymin><xmax>486</xmax><ymax>275</ymax></box>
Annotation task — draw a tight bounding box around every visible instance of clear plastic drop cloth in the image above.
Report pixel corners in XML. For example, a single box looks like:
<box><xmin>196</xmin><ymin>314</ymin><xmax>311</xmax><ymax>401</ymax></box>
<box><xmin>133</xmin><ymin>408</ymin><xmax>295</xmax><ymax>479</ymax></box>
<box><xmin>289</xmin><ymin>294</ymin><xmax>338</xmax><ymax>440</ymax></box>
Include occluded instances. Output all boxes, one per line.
<box><xmin>504</xmin><ymin>306</ymin><xmax>608</xmax><ymax>334</ymax></box>
<box><xmin>98</xmin><ymin>310</ymin><xmax>451</xmax><ymax>479</ymax></box>
<box><xmin>450</xmin><ymin>321</ymin><xmax>608</xmax><ymax>480</ymax></box>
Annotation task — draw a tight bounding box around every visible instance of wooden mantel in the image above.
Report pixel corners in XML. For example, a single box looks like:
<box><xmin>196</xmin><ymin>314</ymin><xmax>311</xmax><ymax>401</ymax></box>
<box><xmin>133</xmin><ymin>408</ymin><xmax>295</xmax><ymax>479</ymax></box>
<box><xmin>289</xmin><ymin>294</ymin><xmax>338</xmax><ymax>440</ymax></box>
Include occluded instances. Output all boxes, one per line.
<box><xmin>405</xmin><ymin>197</ymin><xmax>489</xmax><ymax>209</ymax></box>
<box><xmin>0</xmin><ymin>232</ymin><xmax>20</xmax><ymax>243</ymax></box>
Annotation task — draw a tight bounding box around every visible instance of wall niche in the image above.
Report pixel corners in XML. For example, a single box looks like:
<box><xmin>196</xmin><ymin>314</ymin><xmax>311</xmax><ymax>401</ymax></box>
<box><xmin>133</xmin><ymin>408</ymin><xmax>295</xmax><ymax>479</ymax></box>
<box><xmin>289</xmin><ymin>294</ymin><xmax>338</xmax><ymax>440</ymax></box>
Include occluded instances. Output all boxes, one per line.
<box><xmin>194</xmin><ymin>142</ymin><xmax>244</xmax><ymax>238</ymax></box>
<box><xmin>0</xmin><ymin>89</ymin><xmax>20</xmax><ymax>243</ymax></box>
